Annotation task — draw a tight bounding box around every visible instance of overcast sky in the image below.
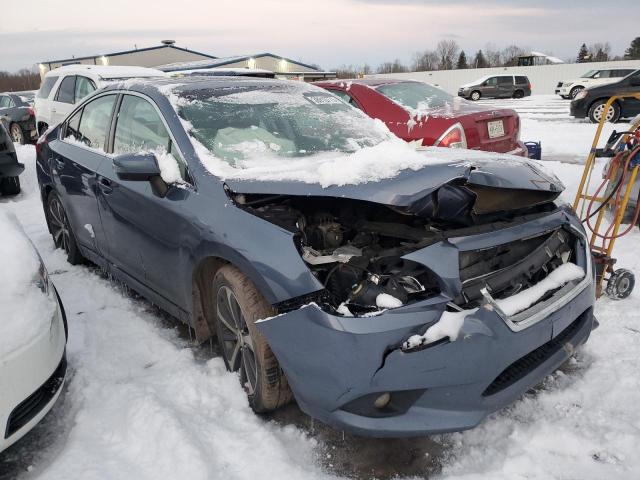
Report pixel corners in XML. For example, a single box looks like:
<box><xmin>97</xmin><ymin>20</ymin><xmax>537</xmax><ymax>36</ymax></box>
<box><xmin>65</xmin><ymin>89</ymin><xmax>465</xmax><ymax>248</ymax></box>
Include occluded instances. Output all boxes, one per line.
<box><xmin>0</xmin><ymin>0</ymin><xmax>637</xmax><ymax>72</ymax></box>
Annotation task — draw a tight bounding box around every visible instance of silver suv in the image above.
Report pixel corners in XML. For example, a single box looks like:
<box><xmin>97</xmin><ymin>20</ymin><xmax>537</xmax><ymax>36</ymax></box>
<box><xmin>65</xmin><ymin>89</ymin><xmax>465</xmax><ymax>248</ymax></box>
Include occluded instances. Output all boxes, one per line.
<box><xmin>458</xmin><ymin>75</ymin><xmax>532</xmax><ymax>101</ymax></box>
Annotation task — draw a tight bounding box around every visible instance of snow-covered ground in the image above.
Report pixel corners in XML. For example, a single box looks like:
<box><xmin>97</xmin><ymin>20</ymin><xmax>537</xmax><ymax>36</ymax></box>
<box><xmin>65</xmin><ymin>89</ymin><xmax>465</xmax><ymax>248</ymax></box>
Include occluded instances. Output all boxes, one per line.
<box><xmin>1</xmin><ymin>95</ymin><xmax>640</xmax><ymax>480</ymax></box>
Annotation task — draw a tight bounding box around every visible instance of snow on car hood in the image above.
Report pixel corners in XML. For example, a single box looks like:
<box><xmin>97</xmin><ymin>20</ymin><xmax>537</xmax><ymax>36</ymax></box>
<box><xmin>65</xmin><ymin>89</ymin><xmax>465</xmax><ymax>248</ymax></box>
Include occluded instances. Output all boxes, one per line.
<box><xmin>222</xmin><ymin>142</ymin><xmax>564</xmax><ymax>207</ymax></box>
<box><xmin>0</xmin><ymin>212</ymin><xmax>56</xmax><ymax>356</ymax></box>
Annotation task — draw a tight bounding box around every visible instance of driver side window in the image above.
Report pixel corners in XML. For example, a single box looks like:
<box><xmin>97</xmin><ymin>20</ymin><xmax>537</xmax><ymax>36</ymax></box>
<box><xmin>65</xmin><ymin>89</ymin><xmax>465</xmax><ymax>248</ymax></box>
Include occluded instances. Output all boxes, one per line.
<box><xmin>485</xmin><ymin>77</ymin><xmax>498</xmax><ymax>86</ymax></box>
<box><xmin>113</xmin><ymin>95</ymin><xmax>187</xmax><ymax>180</ymax></box>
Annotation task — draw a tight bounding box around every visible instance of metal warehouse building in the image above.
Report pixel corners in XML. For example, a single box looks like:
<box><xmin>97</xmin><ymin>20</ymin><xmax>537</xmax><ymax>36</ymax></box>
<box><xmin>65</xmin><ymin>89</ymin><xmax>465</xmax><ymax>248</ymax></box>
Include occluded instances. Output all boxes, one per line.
<box><xmin>158</xmin><ymin>53</ymin><xmax>336</xmax><ymax>81</ymax></box>
<box><xmin>38</xmin><ymin>40</ymin><xmax>216</xmax><ymax>78</ymax></box>
<box><xmin>39</xmin><ymin>41</ymin><xmax>334</xmax><ymax>81</ymax></box>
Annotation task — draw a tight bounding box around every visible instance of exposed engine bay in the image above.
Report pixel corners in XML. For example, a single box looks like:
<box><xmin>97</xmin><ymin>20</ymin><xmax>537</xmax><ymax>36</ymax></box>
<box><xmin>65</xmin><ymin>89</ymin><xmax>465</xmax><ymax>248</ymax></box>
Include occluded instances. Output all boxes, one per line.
<box><xmin>230</xmin><ymin>180</ymin><xmax>565</xmax><ymax>316</ymax></box>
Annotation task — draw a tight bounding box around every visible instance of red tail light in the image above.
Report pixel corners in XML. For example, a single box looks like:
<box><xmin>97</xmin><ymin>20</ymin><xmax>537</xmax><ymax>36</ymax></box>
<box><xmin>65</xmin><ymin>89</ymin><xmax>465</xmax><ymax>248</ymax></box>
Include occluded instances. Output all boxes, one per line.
<box><xmin>528</xmin><ymin>83</ymin><xmax>532</xmax><ymax>90</ymax></box>
<box><xmin>27</xmin><ymin>106</ymin><xmax>35</xmax><ymax>117</ymax></box>
<box><xmin>434</xmin><ymin>123</ymin><xmax>467</xmax><ymax>149</ymax></box>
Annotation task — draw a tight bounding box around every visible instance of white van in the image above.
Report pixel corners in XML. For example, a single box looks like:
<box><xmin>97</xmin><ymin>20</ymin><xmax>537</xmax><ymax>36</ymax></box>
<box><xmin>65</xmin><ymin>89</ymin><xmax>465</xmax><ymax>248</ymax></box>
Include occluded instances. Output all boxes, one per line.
<box><xmin>35</xmin><ymin>65</ymin><xmax>166</xmax><ymax>134</ymax></box>
<box><xmin>555</xmin><ymin>68</ymin><xmax>636</xmax><ymax>99</ymax></box>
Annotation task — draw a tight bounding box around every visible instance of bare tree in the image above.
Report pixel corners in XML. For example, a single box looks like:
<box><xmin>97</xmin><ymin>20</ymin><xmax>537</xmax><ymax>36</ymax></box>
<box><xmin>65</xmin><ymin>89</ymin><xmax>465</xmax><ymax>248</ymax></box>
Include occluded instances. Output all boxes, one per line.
<box><xmin>502</xmin><ymin>45</ymin><xmax>527</xmax><ymax>67</ymax></box>
<box><xmin>376</xmin><ymin>59</ymin><xmax>408</xmax><ymax>74</ymax></box>
<box><xmin>484</xmin><ymin>43</ymin><xmax>502</xmax><ymax>67</ymax></box>
<box><xmin>411</xmin><ymin>50</ymin><xmax>439</xmax><ymax>71</ymax></box>
<box><xmin>0</xmin><ymin>68</ymin><xmax>41</xmax><ymax>92</ymax></box>
<box><xmin>589</xmin><ymin>42</ymin><xmax>611</xmax><ymax>62</ymax></box>
<box><xmin>435</xmin><ymin>40</ymin><xmax>460</xmax><ymax>70</ymax></box>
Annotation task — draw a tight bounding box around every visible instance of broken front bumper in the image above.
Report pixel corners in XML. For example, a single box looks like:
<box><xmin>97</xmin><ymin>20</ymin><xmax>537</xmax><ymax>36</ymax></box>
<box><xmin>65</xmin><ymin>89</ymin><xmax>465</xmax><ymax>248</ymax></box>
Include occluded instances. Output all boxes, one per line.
<box><xmin>257</xmin><ymin>208</ymin><xmax>596</xmax><ymax>437</ymax></box>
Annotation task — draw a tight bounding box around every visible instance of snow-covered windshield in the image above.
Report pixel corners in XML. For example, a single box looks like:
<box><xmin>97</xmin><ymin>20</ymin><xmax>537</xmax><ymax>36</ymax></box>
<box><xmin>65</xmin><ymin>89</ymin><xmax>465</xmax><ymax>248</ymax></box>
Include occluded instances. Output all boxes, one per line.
<box><xmin>376</xmin><ymin>82</ymin><xmax>453</xmax><ymax>110</ymax></box>
<box><xmin>178</xmin><ymin>83</ymin><xmax>391</xmax><ymax>163</ymax></box>
<box><xmin>582</xmin><ymin>70</ymin><xmax>597</xmax><ymax>78</ymax></box>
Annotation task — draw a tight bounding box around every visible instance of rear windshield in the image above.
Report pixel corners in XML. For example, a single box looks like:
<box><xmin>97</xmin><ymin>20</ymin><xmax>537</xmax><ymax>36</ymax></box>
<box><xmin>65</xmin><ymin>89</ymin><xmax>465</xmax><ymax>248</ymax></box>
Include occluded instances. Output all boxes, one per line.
<box><xmin>18</xmin><ymin>92</ymin><xmax>35</xmax><ymax>105</ymax></box>
<box><xmin>376</xmin><ymin>82</ymin><xmax>453</xmax><ymax>110</ymax></box>
<box><xmin>37</xmin><ymin>77</ymin><xmax>58</xmax><ymax>99</ymax></box>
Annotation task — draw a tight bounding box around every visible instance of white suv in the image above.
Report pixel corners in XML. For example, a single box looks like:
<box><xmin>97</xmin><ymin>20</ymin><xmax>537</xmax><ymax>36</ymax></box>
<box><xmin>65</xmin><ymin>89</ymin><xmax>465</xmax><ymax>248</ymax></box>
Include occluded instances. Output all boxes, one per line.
<box><xmin>35</xmin><ymin>65</ymin><xmax>166</xmax><ymax>134</ymax></box>
<box><xmin>555</xmin><ymin>68</ymin><xmax>636</xmax><ymax>99</ymax></box>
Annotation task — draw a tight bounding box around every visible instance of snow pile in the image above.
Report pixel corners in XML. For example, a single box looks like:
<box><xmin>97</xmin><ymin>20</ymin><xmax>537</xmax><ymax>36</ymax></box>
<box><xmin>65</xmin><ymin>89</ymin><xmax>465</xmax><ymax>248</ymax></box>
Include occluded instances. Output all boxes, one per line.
<box><xmin>193</xmin><ymin>135</ymin><xmax>439</xmax><ymax>188</ymax></box>
<box><xmin>496</xmin><ymin>262</ymin><xmax>585</xmax><ymax>316</ymax></box>
<box><xmin>376</xmin><ymin>293</ymin><xmax>403</xmax><ymax>309</ymax></box>
<box><xmin>154</xmin><ymin>150</ymin><xmax>183</xmax><ymax>184</ymax></box>
<box><xmin>0</xmin><ymin>211</ymin><xmax>55</xmax><ymax>356</ymax></box>
<box><xmin>403</xmin><ymin>309</ymin><xmax>475</xmax><ymax>350</ymax></box>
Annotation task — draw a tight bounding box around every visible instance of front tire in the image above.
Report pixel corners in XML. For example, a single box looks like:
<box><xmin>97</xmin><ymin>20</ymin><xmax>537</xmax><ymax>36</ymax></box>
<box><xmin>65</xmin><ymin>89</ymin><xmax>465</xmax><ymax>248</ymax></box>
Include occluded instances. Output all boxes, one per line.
<box><xmin>212</xmin><ymin>265</ymin><xmax>292</xmax><ymax>412</ymax></box>
<box><xmin>0</xmin><ymin>176</ymin><xmax>20</xmax><ymax>195</ymax></box>
<box><xmin>588</xmin><ymin>100</ymin><xmax>620</xmax><ymax>124</ymax></box>
<box><xmin>46</xmin><ymin>191</ymin><xmax>84</xmax><ymax>265</ymax></box>
<box><xmin>9</xmin><ymin>123</ymin><xmax>25</xmax><ymax>145</ymax></box>
<box><xmin>569</xmin><ymin>86</ymin><xmax>584</xmax><ymax>99</ymax></box>
<box><xmin>470</xmin><ymin>90</ymin><xmax>481</xmax><ymax>101</ymax></box>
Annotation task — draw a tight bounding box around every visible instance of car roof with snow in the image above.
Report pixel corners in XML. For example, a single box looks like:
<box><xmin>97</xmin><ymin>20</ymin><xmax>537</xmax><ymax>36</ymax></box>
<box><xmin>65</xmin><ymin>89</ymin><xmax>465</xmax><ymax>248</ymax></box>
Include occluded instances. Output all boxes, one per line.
<box><xmin>44</xmin><ymin>64</ymin><xmax>167</xmax><ymax>80</ymax></box>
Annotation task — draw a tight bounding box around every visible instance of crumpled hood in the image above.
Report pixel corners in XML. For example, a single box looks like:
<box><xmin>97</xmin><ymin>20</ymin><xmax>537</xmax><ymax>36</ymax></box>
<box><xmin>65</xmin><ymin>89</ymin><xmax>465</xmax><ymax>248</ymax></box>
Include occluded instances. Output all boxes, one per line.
<box><xmin>225</xmin><ymin>149</ymin><xmax>564</xmax><ymax>208</ymax></box>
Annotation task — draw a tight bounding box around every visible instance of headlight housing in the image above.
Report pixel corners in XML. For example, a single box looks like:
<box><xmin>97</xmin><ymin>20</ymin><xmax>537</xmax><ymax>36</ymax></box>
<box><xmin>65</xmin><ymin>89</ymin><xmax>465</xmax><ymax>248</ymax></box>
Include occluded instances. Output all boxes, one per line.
<box><xmin>564</xmin><ymin>82</ymin><xmax>573</xmax><ymax>87</ymax></box>
<box><xmin>574</xmin><ymin>90</ymin><xmax>588</xmax><ymax>101</ymax></box>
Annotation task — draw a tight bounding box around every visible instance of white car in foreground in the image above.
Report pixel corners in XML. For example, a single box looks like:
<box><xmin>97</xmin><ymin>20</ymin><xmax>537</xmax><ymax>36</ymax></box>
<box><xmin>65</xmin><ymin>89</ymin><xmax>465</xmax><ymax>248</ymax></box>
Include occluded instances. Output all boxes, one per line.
<box><xmin>34</xmin><ymin>64</ymin><xmax>167</xmax><ymax>134</ymax></box>
<box><xmin>555</xmin><ymin>68</ymin><xmax>636</xmax><ymax>99</ymax></box>
<box><xmin>0</xmin><ymin>212</ymin><xmax>67</xmax><ymax>453</ymax></box>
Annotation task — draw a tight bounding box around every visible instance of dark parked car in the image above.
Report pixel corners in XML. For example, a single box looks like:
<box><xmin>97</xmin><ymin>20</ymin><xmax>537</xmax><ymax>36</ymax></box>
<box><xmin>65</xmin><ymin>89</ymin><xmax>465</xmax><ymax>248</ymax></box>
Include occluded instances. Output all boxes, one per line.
<box><xmin>36</xmin><ymin>76</ymin><xmax>595</xmax><ymax>437</ymax></box>
<box><xmin>0</xmin><ymin>120</ymin><xmax>24</xmax><ymax>195</ymax></box>
<box><xmin>315</xmin><ymin>79</ymin><xmax>527</xmax><ymax>156</ymax></box>
<box><xmin>458</xmin><ymin>75</ymin><xmax>532</xmax><ymax>101</ymax></box>
<box><xmin>0</xmin><ymin>91</ymin><xmax>37</xmax><ymax>144</ymax></box>
<box><xmin>570</xmin><ymin>69</ymin><xmax>640</xmax><ymax>123</ymax></box>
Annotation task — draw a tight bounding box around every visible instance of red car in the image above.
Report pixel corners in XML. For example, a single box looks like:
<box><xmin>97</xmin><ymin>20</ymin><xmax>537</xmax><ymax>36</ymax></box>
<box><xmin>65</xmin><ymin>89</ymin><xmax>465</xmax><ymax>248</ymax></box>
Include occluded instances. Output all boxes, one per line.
<box><xmin>314</xmin><ymin>79</ymin><xmax>527</xmax><ymax>156</ymax></box>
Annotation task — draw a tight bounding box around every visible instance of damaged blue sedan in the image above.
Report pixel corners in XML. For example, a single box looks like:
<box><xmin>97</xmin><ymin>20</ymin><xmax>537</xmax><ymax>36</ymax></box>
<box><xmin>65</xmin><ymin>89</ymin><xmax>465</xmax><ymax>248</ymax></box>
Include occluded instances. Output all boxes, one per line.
<box><xmin>36</xmin><ymin>76</ymin><xmax>595</xmax><ymax>437</ymax></box>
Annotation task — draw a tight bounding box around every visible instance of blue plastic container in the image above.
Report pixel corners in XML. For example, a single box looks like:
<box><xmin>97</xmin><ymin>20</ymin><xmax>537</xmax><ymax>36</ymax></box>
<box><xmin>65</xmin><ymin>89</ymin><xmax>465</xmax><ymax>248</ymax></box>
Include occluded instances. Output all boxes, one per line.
<box><xmin>525</xmin><ymin>141</ymin><xmax>542</xmax><ymax>160</ymax></box>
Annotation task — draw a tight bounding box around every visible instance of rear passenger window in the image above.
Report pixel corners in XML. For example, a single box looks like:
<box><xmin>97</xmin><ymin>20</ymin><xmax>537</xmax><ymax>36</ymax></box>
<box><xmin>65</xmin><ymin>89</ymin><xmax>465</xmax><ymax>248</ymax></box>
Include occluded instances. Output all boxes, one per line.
<box><xmin>56</xmin><ymin>76</ymin><xmax>76</xmax><ymax>104</ymax></box>
<box><xmin>515</xmin><ymin>76</ymin><xmax>528</xmax><ymax>84</ymax></box>
<box><xmin>497</xmin><ymin>76</ymin><xmax>513</xmax><ymax>85</ymax></box>
<box><xmin>75</xmin><ymin>76</ymin><xmax>96</xmax><ymax>102</ymax></box>
<box><xmin>114</xmin><ymin>95</ymin><xmax>186</xmax><ymax>180</ymax></box>
<box><xmin>37</xmin><ymin>76</ymin><xmax>58</xmax><ymax>99</ymax></box>
<box><xmin>65</xmin><ymin>109</ymin><xmax>82</xmax><ymax>141</ymax></box>
<box><xmin>74</xmin><ymin>95</ymin><xmax>116</xmax><ymax>151</ymax></box>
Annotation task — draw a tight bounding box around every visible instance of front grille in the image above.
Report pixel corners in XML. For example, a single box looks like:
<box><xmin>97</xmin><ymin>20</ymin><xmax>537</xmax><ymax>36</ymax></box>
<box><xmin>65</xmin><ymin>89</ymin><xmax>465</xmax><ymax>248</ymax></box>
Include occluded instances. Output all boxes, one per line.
<box><xmin>455</xmin><ymin>228</ymin><xmax>576</xmax><ymax>309</ymax></box>
<box><xmin>5</xmin><ymin>352</ymin><xmax>67</xmax><ymax>439</ymax></box>
<box><xmin>482</xmin><ymin>308</ymin><xmax>591</xmax><ymax>396</ymax></box>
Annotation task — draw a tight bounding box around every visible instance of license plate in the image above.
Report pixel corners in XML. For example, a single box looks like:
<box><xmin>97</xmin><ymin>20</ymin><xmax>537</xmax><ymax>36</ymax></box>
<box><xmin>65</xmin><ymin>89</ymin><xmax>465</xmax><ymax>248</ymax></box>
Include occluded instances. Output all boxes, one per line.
<box><xmin>487</xmin><ymin>120</ymin><xmax>505</xmax><ymax>139</ymax></box>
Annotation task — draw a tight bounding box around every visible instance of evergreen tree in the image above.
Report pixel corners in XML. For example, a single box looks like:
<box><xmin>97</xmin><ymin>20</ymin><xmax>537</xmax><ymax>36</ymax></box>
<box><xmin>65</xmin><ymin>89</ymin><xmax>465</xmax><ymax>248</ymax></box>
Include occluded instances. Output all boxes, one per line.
<box><xmin>456</xmin><ymin>51</ymin><xmax>468</xmax><ymax>69</ymax></box>
<box><xmin>577</xmin><ymin>43</ymin><xmax>590</xmax><ymax>63</ymax></box>
<box><xmin>473</xmin><ymin>50</ymin><xmax>488</xmax><ymax>68</ymax></box>
<box><xmin>625</xmin><ymin>37</ymin><xmax>640</xmax><ymax>59</ymax></box>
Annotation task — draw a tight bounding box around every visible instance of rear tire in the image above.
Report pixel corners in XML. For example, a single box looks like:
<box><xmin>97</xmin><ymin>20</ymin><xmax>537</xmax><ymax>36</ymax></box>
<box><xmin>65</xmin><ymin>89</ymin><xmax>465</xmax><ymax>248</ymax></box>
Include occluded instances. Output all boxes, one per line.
<box><xmin>513</xmin><ymin>90</ymin><xmax>524</xmax><ymax>99</ymax></box>
<box><xmin>470</xmin><ymin>90</ymin><xmax>481</xmax><ymax>101</ymax></box>
<box><xmin>588</xmin><ymin>100</ymin><xmax>620</xmax><ymax>124</ymax></box>
<box><xmin>0</xmin><ymin>176</ymin><xmax>20</xmax><ymax>195</ymax></box>
<box><xmin>212</xmin><ymin>265</ymin><xmax>293</xmax><ymax>413</ymax></box>
<box><xmin>569</xmin><ymin>86</ymin><xmax>584</xmax><ymax>99</ymax></box>
<box><xmin>46</xmin><ymin>191</ymin><xmax>84</xmax><ymax>265</ymax></box>
<box><xmin>9</xmin><ymin>123</ymin><xmax>25</xmax><ymax>145</ymax></box>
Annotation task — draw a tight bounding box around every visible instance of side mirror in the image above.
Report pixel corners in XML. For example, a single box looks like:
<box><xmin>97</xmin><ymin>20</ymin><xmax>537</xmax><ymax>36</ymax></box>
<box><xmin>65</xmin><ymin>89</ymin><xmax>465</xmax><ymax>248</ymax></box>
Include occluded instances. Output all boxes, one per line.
<box><xmin>629</xmin><ymin>77</ymin><xmax>640</xmax><ymax>87</ymax></box>
<box><xmin>113</xmin><ymin>153</ymin><xmax>161</xmax><ymax>181</ymax></box>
